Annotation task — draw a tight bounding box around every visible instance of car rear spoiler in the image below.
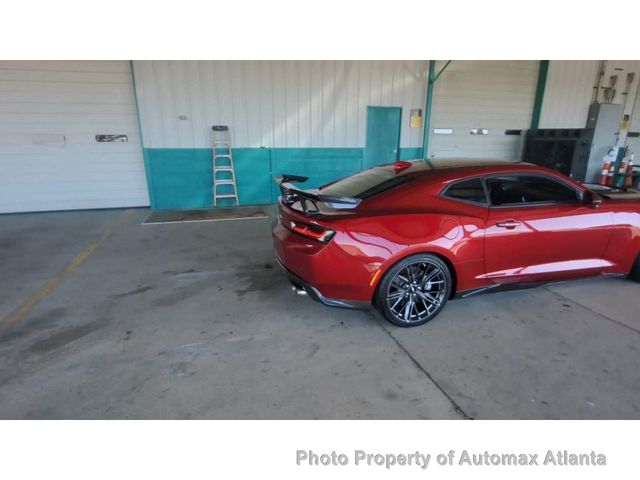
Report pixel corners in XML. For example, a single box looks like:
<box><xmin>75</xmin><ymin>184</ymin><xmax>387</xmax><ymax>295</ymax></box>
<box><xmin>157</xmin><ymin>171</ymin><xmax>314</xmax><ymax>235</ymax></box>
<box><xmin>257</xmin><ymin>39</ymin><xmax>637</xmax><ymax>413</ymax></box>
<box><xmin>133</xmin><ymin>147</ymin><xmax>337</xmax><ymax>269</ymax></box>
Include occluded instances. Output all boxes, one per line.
<box><xmin>274</xmin><ymin>174</ymin><xmax>361</xmax><ymax>213</ymax></box>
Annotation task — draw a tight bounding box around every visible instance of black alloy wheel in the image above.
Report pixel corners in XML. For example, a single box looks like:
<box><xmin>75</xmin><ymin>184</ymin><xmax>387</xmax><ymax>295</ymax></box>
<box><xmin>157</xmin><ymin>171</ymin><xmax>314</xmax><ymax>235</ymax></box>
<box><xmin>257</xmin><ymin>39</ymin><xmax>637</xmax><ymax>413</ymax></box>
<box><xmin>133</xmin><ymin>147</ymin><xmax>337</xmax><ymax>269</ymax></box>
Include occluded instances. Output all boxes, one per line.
<box><xmin>377</xmin><ymin>254</ymin><xmax>452</xmax><ymax>327</ymax></box>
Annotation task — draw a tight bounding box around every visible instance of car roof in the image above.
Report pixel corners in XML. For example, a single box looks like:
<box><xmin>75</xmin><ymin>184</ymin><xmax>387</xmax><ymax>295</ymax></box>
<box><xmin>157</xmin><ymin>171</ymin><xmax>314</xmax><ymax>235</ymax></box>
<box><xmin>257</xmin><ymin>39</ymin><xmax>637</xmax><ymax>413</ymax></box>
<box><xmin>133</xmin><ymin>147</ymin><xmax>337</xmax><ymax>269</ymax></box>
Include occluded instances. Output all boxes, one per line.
<box><xmin>353</xmin><ymin>159</ymin><xmax>584</xmax><ymax>209</ymax></box>
<box><xmin>372</xmin><ymin>158</ymin><xmax>584</xmax><ymax>193</ymax></box>
<box><xmin>387</xmin><ymin>158</ymin><xmax>555</xmax><ymax>178</ymax></box>
<box><xmin>403</xmin><ymin>158</ymin><xmax>523</xmax><ymax>171</ymax></box>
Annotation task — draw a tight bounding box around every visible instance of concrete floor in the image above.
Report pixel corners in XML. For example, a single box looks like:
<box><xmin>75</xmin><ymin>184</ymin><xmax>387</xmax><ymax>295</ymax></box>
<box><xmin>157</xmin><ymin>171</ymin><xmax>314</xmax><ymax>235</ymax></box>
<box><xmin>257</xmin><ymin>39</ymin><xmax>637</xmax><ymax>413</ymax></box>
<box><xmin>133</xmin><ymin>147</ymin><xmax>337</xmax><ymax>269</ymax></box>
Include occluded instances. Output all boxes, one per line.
<box><xmin>0</xmin><ymin>207</ymin><xmax>639</xmax><ymax>419</ymax></box>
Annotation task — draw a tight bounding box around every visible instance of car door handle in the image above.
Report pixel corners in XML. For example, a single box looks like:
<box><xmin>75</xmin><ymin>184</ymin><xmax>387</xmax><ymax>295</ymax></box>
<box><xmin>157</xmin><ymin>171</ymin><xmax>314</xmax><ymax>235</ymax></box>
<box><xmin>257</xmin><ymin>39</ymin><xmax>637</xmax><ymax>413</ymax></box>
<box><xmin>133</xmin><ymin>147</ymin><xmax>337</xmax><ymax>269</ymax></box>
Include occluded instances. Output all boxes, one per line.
<box><xmin>496</xmin><ymin>220</ymin><xmax>521</xmax><ymax>229</ymax></box>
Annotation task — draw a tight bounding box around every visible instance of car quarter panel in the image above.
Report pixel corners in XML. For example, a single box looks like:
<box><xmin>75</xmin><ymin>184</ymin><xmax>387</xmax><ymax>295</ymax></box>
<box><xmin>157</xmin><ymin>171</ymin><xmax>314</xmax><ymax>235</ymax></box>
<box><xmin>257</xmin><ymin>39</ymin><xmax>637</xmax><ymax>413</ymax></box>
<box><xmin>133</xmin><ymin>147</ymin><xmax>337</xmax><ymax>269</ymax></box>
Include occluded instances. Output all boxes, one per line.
<box><xmin>273</xmin><ymin>200</ymin><xmax>489</xmax><ymax>302</ymax></box>
<box><xmin>602</xmin><ymin>204</ymin><xmax>640</xmax><ymax>274</ymax></box>
<box><xmin>328</xmin><ymin>209</ymin><xmax>489</xmax><ymax>301</ymax></box>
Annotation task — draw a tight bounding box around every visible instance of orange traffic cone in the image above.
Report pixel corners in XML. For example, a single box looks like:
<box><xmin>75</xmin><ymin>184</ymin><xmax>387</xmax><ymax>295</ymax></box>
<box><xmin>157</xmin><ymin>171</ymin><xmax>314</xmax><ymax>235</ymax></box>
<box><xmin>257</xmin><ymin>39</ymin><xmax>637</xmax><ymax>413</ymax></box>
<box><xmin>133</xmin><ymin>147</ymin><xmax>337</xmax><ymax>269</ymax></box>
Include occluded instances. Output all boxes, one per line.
<box><xmin>614</xmin><ymin>159</ymin><xmax>627</xmax><ymax>188</ymax></box>
<box><xmin>607</xmin><ymin>163</ymin><xmax>616</xmax><ymax>186</ymax></box>
<box><xmin>600</xmin><ymin>161</ymin><xmax>611</xmax><ymax>185</ymax></box>
<box><xmin>624</xmin><ymin>160</ymin><xmax>634</xmax><ymax>188</ymax></box>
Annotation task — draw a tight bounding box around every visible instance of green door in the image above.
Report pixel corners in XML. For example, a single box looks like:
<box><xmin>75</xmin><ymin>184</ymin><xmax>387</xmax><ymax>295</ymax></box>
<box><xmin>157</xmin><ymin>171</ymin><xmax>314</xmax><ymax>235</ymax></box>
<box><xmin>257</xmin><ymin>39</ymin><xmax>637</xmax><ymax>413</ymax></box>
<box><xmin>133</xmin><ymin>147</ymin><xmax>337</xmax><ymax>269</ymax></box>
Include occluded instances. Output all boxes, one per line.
<box><xmin>363</xmin><ymin>106</ymin><xmax>402</xmax><ymax>169</ymax></box>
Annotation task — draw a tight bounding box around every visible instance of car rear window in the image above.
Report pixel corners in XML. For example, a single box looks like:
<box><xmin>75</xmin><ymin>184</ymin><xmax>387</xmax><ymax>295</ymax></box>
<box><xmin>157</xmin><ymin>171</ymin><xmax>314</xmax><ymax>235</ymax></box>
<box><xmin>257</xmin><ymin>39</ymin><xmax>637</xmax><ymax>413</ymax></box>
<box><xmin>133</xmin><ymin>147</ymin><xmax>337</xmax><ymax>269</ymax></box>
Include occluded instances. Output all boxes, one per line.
<box><xmin>318</xmin><ymin>168</ymin><xmax>411</xmax><ymax>199</ymax></box>
<box><xmin>444</xmin><ymin>178</ymin><xmax>488</xmax><ymax>204</ymax></box>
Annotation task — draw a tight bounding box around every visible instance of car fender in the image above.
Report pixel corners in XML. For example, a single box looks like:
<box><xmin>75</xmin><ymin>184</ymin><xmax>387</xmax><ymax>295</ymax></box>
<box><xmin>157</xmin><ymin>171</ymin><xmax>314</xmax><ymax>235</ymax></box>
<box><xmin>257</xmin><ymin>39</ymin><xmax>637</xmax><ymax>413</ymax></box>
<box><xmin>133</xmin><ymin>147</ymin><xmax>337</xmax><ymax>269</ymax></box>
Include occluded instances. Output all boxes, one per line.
<box><xmin>344</xmin><ymin>212</ymin><xmax>487</xmax><ymax>298</ymax></box>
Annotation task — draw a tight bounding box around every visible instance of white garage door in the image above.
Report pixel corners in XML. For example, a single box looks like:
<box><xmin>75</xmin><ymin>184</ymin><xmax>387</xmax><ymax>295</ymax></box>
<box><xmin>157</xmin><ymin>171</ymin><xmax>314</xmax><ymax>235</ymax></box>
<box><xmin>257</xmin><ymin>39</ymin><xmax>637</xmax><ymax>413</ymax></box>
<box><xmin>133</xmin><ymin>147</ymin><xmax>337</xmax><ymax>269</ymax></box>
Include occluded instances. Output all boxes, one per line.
<box><xmin>0</xmin><ymin>61</ymin><xmax>150</xmax><ymax>213</ymax></box>
<box><xmin>430</xmin><ymin>60</ymin><xmax>539</xmax><ymax>159</ymax></box>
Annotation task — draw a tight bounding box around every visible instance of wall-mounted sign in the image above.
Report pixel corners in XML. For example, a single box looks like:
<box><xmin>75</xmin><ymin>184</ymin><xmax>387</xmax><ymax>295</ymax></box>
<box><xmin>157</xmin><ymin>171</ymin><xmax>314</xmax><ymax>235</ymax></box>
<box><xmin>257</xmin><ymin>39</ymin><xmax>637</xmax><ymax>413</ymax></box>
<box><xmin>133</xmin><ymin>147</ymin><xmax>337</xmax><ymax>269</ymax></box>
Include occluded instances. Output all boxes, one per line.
<box><xmin>470</xmin><ymin>128</ymin><xmax>489</xmax><ymax>135</ymax></box>
<box><xmin>433</xmin><ymin>128</ymin><xmax>453</xmax><ymax>135</ymax></box>
<box><xmin>410</xmin><ymin>109</ymin><xmax>423</xmax><ymax>128</ymax></box>
<box><xmin>621</xmin><ymin>114</ymin><xmax>630</xmax><ymax>130</ymax></box>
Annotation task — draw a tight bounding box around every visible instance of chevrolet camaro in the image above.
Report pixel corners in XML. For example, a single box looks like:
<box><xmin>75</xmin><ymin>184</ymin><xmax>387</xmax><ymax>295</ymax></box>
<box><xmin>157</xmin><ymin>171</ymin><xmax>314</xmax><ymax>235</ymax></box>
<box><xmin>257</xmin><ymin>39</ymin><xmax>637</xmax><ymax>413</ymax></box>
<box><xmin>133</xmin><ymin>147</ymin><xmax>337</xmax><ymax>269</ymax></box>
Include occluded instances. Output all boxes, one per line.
<box><xmin>272</xmin><ymin>159</ymin><xmax>640</xmax><ymax>327</ymax></box>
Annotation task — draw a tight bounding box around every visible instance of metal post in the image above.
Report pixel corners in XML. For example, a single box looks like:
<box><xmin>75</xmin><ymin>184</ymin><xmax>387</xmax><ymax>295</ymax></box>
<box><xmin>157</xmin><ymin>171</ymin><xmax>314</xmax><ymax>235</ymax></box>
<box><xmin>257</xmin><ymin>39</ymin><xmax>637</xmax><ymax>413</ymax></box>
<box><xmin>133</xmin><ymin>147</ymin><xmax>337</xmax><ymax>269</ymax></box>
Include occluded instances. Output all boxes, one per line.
<box><xmin>530</xmin><ymin>60</ymin><xmax>549</xmax><ymax>129</ymax></box>
<box><xmin>421</xmin><ymin>61</ymin><xmax>451</xmax><ymax>160</ymax></box>
<box><xmin>422</xmin><ymin>62</ymin><xmax>435</xmax><ymax>160</ymax></box>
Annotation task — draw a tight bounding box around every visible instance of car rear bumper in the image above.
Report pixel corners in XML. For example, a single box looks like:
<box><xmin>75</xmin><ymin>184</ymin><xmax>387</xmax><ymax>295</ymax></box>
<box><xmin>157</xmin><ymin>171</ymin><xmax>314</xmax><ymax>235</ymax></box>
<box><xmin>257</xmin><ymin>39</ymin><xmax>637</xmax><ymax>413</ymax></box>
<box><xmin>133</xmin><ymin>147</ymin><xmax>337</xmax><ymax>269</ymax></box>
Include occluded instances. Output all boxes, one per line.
<box><xmin>274</xmin><ymin>255</ymin><xmax>370</xmax><ymax>310</ymax></box>
<box><xmin>272</xmin><ymin>201</ymin><xmax>379</xmax><ymax>302</ymax></box>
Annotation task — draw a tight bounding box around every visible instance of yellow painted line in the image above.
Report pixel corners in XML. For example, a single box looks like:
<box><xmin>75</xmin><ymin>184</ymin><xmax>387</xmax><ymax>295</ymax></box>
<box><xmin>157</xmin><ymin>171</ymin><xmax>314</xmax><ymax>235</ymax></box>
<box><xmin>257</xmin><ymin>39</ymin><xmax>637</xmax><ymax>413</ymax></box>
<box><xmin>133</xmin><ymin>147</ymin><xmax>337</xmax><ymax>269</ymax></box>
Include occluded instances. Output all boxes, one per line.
<box><xmin>0</xmin><ymin>209</ymin><xmax>133</xmax><ymax>336</ymax></box>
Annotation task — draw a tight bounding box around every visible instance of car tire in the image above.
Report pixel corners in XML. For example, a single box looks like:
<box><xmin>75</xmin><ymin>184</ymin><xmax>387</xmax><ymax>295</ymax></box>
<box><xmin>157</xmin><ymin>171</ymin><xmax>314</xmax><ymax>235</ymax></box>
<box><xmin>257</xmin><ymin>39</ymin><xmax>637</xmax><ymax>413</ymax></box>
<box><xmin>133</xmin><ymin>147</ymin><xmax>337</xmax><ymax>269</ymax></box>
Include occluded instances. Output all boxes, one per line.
<box><xmin>629</xmin><ymin>252</ymin><xmax>640</xmax><ymax>282</ymax></box>
<box><xmin>376</xmin><ymin>253</ymin><xmax>452</xmax><ymax>328</ymax></box>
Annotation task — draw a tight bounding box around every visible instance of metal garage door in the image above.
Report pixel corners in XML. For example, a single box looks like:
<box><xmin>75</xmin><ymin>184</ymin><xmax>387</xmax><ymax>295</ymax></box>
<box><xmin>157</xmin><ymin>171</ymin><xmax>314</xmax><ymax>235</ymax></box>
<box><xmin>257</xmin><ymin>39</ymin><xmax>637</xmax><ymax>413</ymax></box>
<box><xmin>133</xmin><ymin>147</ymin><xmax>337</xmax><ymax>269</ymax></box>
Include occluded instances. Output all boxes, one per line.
<box><xmin>430</xmin><ymin>60</ymin><xmax>539</xmax><ymax>159</ymax></box>
<box><xmin>0</xmin><ymin>61</ymin><xmax>150</xmax><ymax>213</ymax></box>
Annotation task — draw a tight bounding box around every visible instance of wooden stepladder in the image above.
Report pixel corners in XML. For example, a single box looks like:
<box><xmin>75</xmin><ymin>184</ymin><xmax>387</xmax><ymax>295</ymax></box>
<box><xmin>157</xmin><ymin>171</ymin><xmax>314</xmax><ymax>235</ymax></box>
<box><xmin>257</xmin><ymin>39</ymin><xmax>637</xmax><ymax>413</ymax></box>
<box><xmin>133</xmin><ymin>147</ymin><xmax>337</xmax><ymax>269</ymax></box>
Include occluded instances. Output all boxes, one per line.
<box><xmin>212</xmin><ymin>125</ymin><xmax>239</xmax><ymax>206</ymax></box>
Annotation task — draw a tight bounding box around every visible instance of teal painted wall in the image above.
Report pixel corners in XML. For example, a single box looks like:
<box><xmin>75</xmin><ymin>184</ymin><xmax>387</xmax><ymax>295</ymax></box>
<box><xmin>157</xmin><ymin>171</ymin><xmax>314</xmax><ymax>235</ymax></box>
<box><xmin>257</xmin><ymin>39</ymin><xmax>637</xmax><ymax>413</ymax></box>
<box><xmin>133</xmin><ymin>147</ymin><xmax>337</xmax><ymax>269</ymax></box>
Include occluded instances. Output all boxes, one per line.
<box><xmin>145</xmin><ymin>147</ymin><xmax>423</xmax><ymax>210</ymax></box>
<box><xmin>270</xmin><ymin>148</ymin><xmax>363</xmax><ymax>201</ymax></box>
<box><xmin>398</xmin><ymin>148</ymin><xmax>421</xmax><ymax>160</ymax></box>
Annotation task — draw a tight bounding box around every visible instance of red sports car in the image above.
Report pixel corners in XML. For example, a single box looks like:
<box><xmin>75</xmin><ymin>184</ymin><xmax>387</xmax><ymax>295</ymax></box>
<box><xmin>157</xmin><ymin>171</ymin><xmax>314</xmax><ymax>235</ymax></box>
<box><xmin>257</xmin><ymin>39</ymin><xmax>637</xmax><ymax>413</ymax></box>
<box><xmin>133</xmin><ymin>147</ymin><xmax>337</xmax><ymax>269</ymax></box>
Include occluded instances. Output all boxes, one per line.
<box><xmin>272</xmin><ymin>159</ymin><xmax>640</xmax><ymax>327</ymax></box>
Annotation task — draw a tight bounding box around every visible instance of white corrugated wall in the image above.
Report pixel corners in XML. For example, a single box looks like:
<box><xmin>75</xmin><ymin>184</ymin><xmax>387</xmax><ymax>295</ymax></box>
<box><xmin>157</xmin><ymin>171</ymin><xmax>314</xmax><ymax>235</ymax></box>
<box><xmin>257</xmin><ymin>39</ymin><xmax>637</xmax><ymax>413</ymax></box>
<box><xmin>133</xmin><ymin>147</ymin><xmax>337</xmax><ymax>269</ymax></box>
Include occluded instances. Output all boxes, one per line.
<box><xmin>132</xmin><ymin>61</ymin><xmax>428</xmax><ymax>150</ymax></box>
<box><xmin>539</xmin><ymin>61</ymin><xmax>600</xmax><ymax>128</ymax></box>
<box><xmin>0</xmin><ymin>61</ymin><xmax>149</xmax><ymax>213</ymax></box>
<box><xmin>134</xmin><ymin>60</ymin><xmax>548</xmax><ymax>160</ymax></box>
<box><xmin>429</xmin><ymin>60</ymin><xmax>539</xmax><ymax>159</ymax></box>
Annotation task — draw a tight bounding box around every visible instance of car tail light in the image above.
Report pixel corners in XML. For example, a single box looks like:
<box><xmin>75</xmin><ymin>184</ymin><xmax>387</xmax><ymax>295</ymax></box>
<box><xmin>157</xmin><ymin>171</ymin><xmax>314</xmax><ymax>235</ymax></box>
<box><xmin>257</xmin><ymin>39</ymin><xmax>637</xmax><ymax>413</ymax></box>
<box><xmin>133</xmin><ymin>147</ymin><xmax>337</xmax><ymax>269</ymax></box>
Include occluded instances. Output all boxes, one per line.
<box><xmin>289</xmin><ymin>220</ymin><xmax>335</xmax><ymax>243</ymax></box>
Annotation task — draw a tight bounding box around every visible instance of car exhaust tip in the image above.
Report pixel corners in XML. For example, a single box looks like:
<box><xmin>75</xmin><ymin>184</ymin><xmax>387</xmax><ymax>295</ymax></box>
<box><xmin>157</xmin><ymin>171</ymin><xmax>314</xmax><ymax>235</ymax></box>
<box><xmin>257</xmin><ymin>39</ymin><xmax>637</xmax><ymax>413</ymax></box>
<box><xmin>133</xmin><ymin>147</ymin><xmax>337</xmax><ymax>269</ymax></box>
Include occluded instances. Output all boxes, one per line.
<box><xmin>291</xmin><ymin>284</ymin><xmax>308</xmax><ymax>296</ymax></box>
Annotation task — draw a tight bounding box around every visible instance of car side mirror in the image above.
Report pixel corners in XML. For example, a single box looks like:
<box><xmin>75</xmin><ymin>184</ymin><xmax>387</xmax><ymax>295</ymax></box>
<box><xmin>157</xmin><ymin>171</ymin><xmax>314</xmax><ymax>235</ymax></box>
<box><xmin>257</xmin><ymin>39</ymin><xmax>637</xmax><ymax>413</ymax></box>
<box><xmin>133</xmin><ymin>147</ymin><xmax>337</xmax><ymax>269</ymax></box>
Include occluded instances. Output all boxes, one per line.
<box><xmin>583</xmin><ymin>191</ymin><xmax>602</xmax><ymax>208</ymax></box>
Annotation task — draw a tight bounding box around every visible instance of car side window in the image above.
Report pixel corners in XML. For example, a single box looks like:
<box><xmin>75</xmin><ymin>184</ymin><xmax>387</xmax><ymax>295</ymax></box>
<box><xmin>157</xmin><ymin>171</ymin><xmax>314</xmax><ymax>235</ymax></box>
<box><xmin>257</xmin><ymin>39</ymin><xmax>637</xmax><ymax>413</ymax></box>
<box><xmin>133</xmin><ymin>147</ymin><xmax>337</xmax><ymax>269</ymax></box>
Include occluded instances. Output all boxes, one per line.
<box><xmin>443</xmin><ymin>178</ymin><xmax>488</xmax><ymax>204</ymax></box>
<box><xmin>486</xmin><ymin>175</ymin><xmax>579</xmax><ymax>206</ymax></box>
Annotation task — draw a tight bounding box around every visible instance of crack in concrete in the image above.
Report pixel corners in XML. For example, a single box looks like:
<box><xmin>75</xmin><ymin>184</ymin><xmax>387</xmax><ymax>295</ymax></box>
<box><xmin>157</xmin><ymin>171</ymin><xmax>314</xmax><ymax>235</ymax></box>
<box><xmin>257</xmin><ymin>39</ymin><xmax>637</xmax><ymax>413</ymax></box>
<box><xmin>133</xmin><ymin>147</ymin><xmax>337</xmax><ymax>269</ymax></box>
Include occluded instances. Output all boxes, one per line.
<box><xmin>367</xmin><ymin>311</ymin><xmax>472</xmax><ymax>420</ymax></box>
